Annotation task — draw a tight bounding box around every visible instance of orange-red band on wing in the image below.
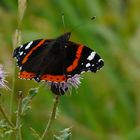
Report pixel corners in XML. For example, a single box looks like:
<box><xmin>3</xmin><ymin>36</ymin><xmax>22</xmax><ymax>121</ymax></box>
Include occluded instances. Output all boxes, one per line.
<box><xmin>22</xmin><ymin>39</ymin><xmax>46</xmax><ymax>64</ymax></box>
<box><xmin>41</xmin><ymin>74</ymin><xmax>66</xmax><ymax>82</ymax></box>
<box><xmin>67</xmin><ymin>45</ymin><xmax>84</xmax><ymax>72</ymax></box>
<box><xmin>19</xmin><ymin>71</ymin><xmax>36</xmax><ymax>79</ymax></box>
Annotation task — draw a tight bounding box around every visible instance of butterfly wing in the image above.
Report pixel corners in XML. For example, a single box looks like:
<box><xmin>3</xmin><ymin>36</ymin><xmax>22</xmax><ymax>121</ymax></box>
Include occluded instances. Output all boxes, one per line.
<box><xmin>13</xmin><ymin>38</ymin><xmax>104</xmax><ymax>82</ymax></box>
<box><xmin>13</xmin><ymin>39</ymin><xmax>67</xmax><ymax>81</ymax></box>
<box><xmin>65</xmin><ymin>41</ymin><xmax>104</xmax><ymax>76</ymax></box>
<box><xmin>13</xmin><ymin>39</ymin><xmax>51</xmax><ymax>69</ymax></box>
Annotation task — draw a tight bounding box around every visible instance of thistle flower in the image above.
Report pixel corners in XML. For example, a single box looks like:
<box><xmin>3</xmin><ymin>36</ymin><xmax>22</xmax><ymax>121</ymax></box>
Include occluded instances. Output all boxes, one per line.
<box><xmin>46</xmin><ymin>74</ymin><xmax>81</xmax><ymax>95</ymax></box>
<box><xmin>0</xmin><ymin>65</ymin><xmax>8</xmax><ymax>89</ymax></box>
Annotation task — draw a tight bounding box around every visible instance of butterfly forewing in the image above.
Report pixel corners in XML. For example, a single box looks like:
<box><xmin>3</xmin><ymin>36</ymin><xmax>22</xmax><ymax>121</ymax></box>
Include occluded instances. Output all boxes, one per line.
<box><xmin>65</xmin><ymin>41</ymin><xmax>104</xmax><ymax>76</ymax></box>
<box><xmin>13</xmin><ymin>38</ymin><xmax>67</xmax><ymax>81</ymax></box>
<box><xmin>13</xmin><ymin>39</ymin><xmax>50</xmax><ymax>66</ymax></box>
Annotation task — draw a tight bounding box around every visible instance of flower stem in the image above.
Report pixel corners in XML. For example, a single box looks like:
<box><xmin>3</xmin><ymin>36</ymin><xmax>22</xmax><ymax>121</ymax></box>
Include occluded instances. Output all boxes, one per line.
<box><xmin>40</xmin><ymin>95</ymin><xmax>60</xmax><ymax>140</ymax></box>
<box><xmin>10</xmin><ymin>64</ymin><xmax>16</xmax><ymax>120</ymax></box>
<box><xmin>16</xmin><ymin>92</ymin><xmax>23</xmax><ymax>140</ymax></box>
<box><xmin>10</xmin><ymin>0</ymin><xmax>25</xmax><ymax>121</ymax></box>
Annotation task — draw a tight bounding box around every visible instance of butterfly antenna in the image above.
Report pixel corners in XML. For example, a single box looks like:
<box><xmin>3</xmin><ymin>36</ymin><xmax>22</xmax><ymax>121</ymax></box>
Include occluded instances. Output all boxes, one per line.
<box><xmin>70</xmin><ymin>16</ymin><xmax>96</xmax><ymax>33</ymax></box>
<box><xmin>61</xmin><ymin>12</ymin><xmax>66</xmax><ymax>33</ymax></box>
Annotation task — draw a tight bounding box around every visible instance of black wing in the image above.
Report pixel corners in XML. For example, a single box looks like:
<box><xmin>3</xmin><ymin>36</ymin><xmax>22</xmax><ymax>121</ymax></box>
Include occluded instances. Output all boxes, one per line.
<box><xmin>13</xmin><ymin>39</ymin><xmax>67</xmax><ymax>81</ymax></box>
<box><xmin>65</xmin><ymin>41</ymin><xmax>104</xmax><ymax>76</ymax></box>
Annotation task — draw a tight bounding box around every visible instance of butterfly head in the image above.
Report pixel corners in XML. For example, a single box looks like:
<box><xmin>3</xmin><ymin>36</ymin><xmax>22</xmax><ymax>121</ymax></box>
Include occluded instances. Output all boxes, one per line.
<box><xmin>57</xmin><ymin>32</ymin><xmax>71</xmax><ymax>43</ymax></box>
<box><xmin>63</xmin><ymin>32</ymin><xmax>71</xmax><ymax>41</ymax></box>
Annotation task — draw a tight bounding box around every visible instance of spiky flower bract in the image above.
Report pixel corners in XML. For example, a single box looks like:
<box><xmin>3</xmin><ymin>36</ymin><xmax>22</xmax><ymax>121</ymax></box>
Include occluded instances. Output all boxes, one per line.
<box><xmin>46</xmin><ymin>74</ymin><xmax>82</xmax><ymax>95</ymax></box>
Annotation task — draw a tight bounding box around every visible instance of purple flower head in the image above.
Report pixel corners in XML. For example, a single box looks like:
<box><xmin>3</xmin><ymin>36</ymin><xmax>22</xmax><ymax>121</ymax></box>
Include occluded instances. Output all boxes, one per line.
<box><xmin>46</xmin><ymin>74</ymin><xmax>82</xmax><ymax>95</ymax></box>
<box><xmin>0</xmin><ymin>65</ymin><xmax>8</xmax><ymax>89</ymax></box>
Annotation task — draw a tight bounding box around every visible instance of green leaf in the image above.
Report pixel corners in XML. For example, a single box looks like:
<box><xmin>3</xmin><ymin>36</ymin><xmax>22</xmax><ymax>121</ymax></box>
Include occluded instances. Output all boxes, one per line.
<box><xmin>0</xmin><ymin>120</ymin><xmax>13</xmax><ymax>138</ymax></box>
<box><xmin>30</xmin><ymin>127</ymin><xmax>41</xmax><ymax>140</ymax></box>
<box><xmin>21</xmin><ymin>88</ymin><xmax>38</xmax><ymax>116</ymax></box>
<box><xmin>53</xmin><ymin>127</ymin><xmax>72</xmax><ymax>140</ymax></box>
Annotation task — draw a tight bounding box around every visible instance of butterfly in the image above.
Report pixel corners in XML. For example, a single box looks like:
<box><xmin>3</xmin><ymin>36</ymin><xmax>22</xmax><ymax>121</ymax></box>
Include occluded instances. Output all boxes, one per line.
<box><xmin>13</xmin><ymin>32</ymin><xmax>104</xmax><ymax>95</ymax></box>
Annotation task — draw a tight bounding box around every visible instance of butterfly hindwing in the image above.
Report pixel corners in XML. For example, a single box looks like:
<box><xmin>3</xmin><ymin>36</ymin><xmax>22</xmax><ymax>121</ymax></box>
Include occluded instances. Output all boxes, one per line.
<box><xmin>19</xmin><ymin>71</ymin><xmax>36</xmax><ymax>79</ymax></box>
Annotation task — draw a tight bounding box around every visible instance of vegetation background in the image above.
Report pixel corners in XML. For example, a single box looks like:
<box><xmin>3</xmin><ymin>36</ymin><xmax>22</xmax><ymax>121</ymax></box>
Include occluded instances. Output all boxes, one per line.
<box><xmin>0</xmin><ymin>0</ymin><xmax>140</xmax><ymax>140</ymax></box>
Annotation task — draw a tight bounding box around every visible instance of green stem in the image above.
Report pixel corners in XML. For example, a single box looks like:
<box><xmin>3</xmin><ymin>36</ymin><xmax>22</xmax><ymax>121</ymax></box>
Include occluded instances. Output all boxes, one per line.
<box><xmin>40</xmin><ymin>95</ymin><xmax>60</xmax><ymax>140</ymax></box>
<box><xmin>10</xmin><ymin>0</ymin><xmax>24</xmax><ymax>120</ymax></box>
<box><xmin>10</xmin><ymin>28</ymin><xmax>21</xmax><ymax>121</ymax></box>
<box><xmin>10</xmin><ymin>64</ymin><xmax>16</xmax><ymax>121</ymax></box>
<box><xmin>0</xmin><ymin>104</ymin><xmax>15</xmax><ymax>128</ymax></box>
<box><xmin>16</xmin><ymin>93</ymin><xmax>23</xmax><ymax>140</ymax></box>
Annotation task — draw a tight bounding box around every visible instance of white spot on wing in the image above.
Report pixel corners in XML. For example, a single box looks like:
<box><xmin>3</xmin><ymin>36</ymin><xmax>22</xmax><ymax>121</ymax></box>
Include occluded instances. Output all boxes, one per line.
<box><xmin>81</xmin><ymin>71</ymin><xmax>85</xmax><ymax>74</ymax></box>
<box><xmin>25</xmin><ymin>41</ymin><xmax>33</xmax><ymax>50</ymax></box>
<box><xmin>87</xmin><ymin>70</ymin><xmax>91</xmax><ymax>72</ymax></box>
<box><xmin>87</xmin><ymin>52</ymin><xmax>96</xmax><ymax>61</ymax></box>
<box><xmin>20</xmin><ymin>45</ymin><xmax>23</xmax><ymax>48</ymax></box>
<box><xmin>86</xmin><ymin>63</ymin><xmax>91</xmax><ymax>67</ymax></box>
<box><xmin>19</xmin><ymin>51</ymin><xmax>23</xmax><ymax>56</ymax></box>
<box><xmin>98</xmin><ymin>59</ymin><xmax>103</xmax><ymax>62</ymax></box>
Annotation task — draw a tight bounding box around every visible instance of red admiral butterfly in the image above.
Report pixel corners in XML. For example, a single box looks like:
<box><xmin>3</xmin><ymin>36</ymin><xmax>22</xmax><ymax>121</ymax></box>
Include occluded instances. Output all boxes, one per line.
<box><xmin>13</xmin><ymin>32</ymin><xmax>104</xmax><ymax>95</ymax></box>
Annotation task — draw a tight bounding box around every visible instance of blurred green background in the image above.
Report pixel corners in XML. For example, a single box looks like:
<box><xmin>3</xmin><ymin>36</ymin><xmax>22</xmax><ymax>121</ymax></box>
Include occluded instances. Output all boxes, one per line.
<box><xmin>0</xmin><ymin>0</ymin><xmax>140</xmax><ymax>140</ymax></box>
